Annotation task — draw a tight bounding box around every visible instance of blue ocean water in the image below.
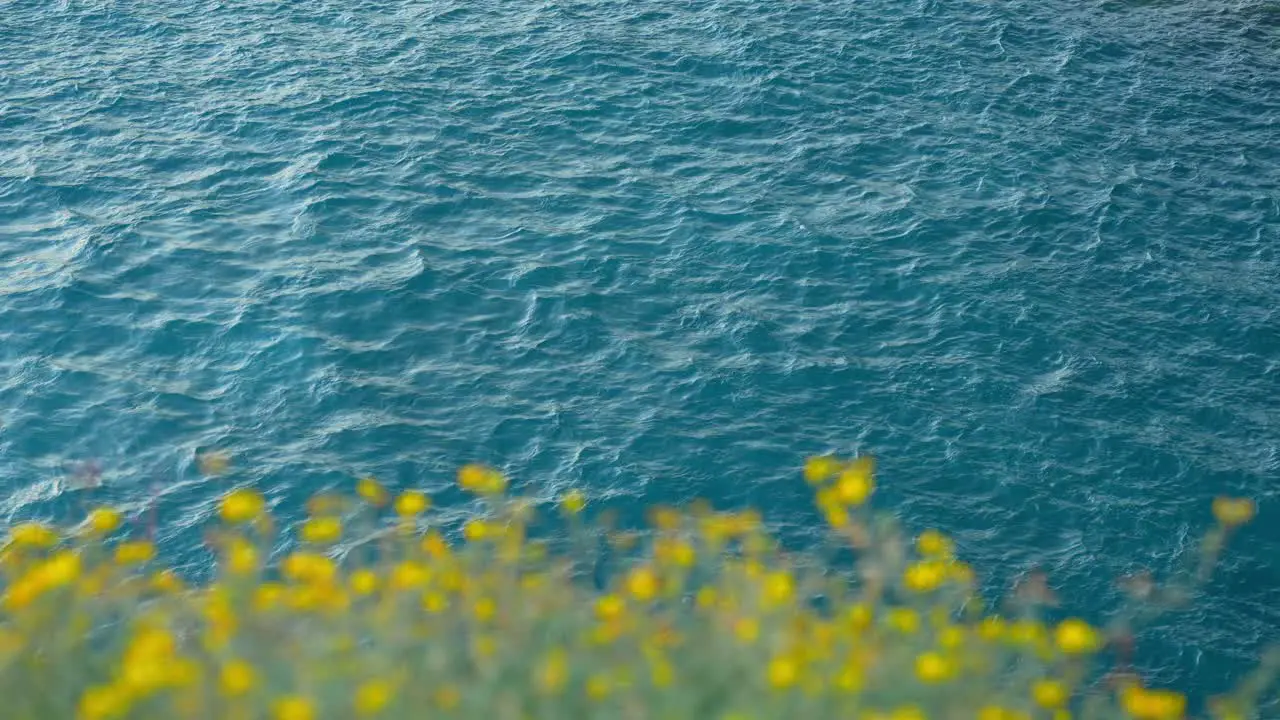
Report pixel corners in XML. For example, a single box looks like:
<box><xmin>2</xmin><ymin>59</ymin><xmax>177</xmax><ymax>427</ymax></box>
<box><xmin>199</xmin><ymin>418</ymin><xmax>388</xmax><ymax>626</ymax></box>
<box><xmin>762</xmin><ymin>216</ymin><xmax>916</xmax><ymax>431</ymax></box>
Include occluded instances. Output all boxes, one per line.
<box><xmin>2</xmin><ymin>0</ymin><xmax>1278</xmax><ymax>704</ymax></box>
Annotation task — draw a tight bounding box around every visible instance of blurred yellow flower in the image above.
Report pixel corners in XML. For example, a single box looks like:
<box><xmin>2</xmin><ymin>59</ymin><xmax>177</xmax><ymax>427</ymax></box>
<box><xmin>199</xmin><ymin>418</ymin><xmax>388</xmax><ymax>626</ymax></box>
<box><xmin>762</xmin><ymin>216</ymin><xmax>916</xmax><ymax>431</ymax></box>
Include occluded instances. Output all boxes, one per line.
<box><xmin>561</xmin><ymin>489</ymin><xmax>587</xmax><ymax>515</ymax></box>
<box><xmin>1212</xmin><ymin>497</ymin><xmax>1255</xmax><ymax>528</ymax></box>
<box><xmin>903</xmin><ymin>560</ymin><xmax>947</xmax><ymax>592</ymax></box>
<box><xmin>458</xmin><ymin>463</ymin><xmax>507</xmax><ymax>495</ymax></box>
<box><xmin>1032</xmin><ymin>678</ymin><xmax>1069</xmax><ymax>709</ymax></box>
<box><xmin>219</xmin><ymin>659</ymin><xmax>256</xmax><ymax>697</ymax></box>
<box><xmin>272</xmin><ymin>695</ymin><xmax>316</xmax><ymax>720</ymax></box>
<box><xmin>835</xmin><ymin>468</ymin><xmax>874</xmax><ymax>505</ymax></box>
<box><xmin>421</xmin><ymin>530</ymin><xmax>450</xmax><ymax>558</ymax></box>
<box><xmin>354</xmin><ymin>679</ymin><xmax>393</xmax><ymax>716</ymax></box>
<box><xmin>1121</xmin><ymin>685</ymin><xmax>1187</xmax><ymax>720</ymax></box>
<box><xmin>114</xmin><ymin>541</ymin><xmax>155</xmax><ymax>566</ymax></box>
<box><xmin>280</xmin><ymin>552</ymin><xmax>336</xmax><ymax>585</ymax></box>
<box><xmin>762</xmin><ymin>571</ymin><xmax>795</xmax><ymax>607</ymax></box>
<box><xmin>149</xmin><ymin>570</ymin><xmax>183</xmax><ymax>594</ymax></box>
<box><xmin>87</xmin><ymin>508</ymin><xmax>122</xmax><ymax>535</ymax></box>
<box><xmin>536</xmin><ymin>647</ymin><xmax>569</xmax><ymax>694</ymax></box>
<box><xmin>350</xmin><ymin>569</ymin><xmax>379</xmax><ymax>596</ymax></box>
<box><xmin>767</xmin><ymin>655</ymin><xmax>799</xmax><ymax>690</ymax></box>
<box><xmin>914</xmin><ymin>652</ymin><xmax>954</xmax><ymax>683</ymax></box>
<box><xmin>394</xmin><ymin>490</ymin><xmax>429</xmax><ymax>517</ymax></box>
<box><xmin>9</xmin><ymin>522</ymin><xmax>58</xmax><ymax>548</ymax></box>
<box><xmin>804</xmin><ymin>455</ymin><xmax>840</xmax><ymax>484</ymax></box>
<box><xmin>916</xmin><ymin>529</ymin><xmax>953</xmax><ymax>557</ymax></box>
<box><xmin>78</xmin><ymin>684</ymin><xmax>130</xmax><ymax>720</ymax></box>
<box><xmin>586</xmin><ymin>672</ymin><xmax>612</xmax><ymax>700</ymax></box>
<box><xmin>626</xmin><ymin>566</ymin><xmax>659</xmax><ymax>601</ymax></box>
<box><xmin>224</xmin><ymin>537</ymin><xmax>259</xmax><ymax>576</ymax></box>
<box><xmin>887</xmin><ymin>607</ymin><xmax>920</xmax><ymax>634</ymax></box>
<box><xmin>472</xmin><ymin>596</ymin><xmax>497</xmax><ymax>623</ymax></box>
<box><xmin>1054</xmin><ymin>618</ymin><xmax>1101</xmax><ymax>655</ymax></box>
<box><xmin>422</xmin><ymin>590</ymin><xmax>449</xmax><ymax>613</ymax></box>
<box><xmin>389</xmin><ymin>560</ymin><xmax>430</xmax><ymax>590</ymax></box>
<box><xmin>220</xmin><ymin>488</ymin><xmax>265</xmax><ymax>525</ymax></box>
<box><xmin>356</xmin><ymin>476</ymin><xmax>388</xmax><ymax>506</ymax></box>
<box><xmin>595</xmin><ymin>594</ymin><xmax>626</xmax><ymax>621</ymax></box>
<box><xmin>300</xmin><ymin>516</ymin><xmax>342</xmax><ymax>544</ymax></box>
<box><xmin>464</xmin><ymin>519</ymin><xmax>494</xmax><ymax>542</ymax></box>
<box><xmin>977</xmin><ymin>615</ymin><xmax>1006</xmax><ymax>641</ymax></box>
<box><xmin>733</xmin><ymin>617</ymin><xmax>759</xmax><ymax>644</ymax></box>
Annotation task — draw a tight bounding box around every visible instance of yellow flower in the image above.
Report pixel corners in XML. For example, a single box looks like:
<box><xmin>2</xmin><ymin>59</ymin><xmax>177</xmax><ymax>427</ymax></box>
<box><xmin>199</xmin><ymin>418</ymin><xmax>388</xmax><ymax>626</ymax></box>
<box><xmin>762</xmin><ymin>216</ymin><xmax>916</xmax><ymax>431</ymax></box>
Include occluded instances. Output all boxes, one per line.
<box><xmin>733</xmin><ymin>617</ymin><xmax>759</xmax><ymax>644</ymax></box>
<box><xmin>356</xmin><ymin>476</ymin><xmax>388</xmax><ymax>506</ymax></box>
<box><xmin>835</xmin><ymin>467</ymin><xmax>875</xmax><ymax>505</ymax></box>
<box><xmin>422</xmin><ymin>590</ymin><xmax>449</xmax><ymax>613</ymax></box>
<box><xmin>1054</xmin><ymin>618</ymin><xmax>1101</xmax><ymax>655</ymax></box>
<box><xmin>421</xmin><ymin>531</ymin><xmax>450</xmax><ymax>558</ymax></box>
<box><xmin>1032</xmin><ymin>679</ymin><xmax>1069</xmax><ymax>709</ymax></box>
<box><xmin>804</xmin><ymin>455</ymin><xmax>841</xmax><ymax>484</ymax></box>
<box><xmin>561</xmin><ymin>489</ymin><xmax>587</xmax><ymax>515</ymax></box>
<box><xmin>350</xmin><ymin>569</ymin><xmax>379</xmax><ymax>596</ymax></box>
<box><xmin>40</xmin><ymin>549</ymin><xmax>82</xmax><ymax>587</ymax></box>
<box><xmin>1212</xmin><ymin>497</ymin><xmax>1255</xmax><ymax>528</ymax></box>
<box><xmin>394</xmin><ymin>490</ymin><xmax>429</xmax><ymax>517</ymax></box>
<box><xmin>78</xmin><ymin>683</ymin><xmax>130</xmax><ymax>720</ymax></box>
<box><xmin>845</xmin><ymin>603</ymin><xmax>873</xmax><ymax>632</ymax></box>
<box><xmin>650</xmin><ymin>657</ymin><xmax>675</xmax><ymax>687</ymax></box>
<box><xmin>916</xmin><ymin>529</ymin><xmax>953</xmax><ymax>557</ymax></box>
<box><xmin>463</xmin><ymin>519</ymin><xmax>491</xmax><ymax>542</ymax></box>
<box><xmin>86</xmin><ymin>508</ymin><xmax>122</xmax><ymax>535</ymax></box>
<box><xmin>224</xmin><ymin>537</ymin><xmax>259</xmax><ymax>576</ymax></box>
<box><xmin>767</xmin><ymin>655</ymin><xmax>799</xmax><ymax>690</ymax></box>
<box><xmin>596</xmin><ymin>594</ymin><xmax>626</xmax><ymax>621</ymax></box>
<box><xmin>114</xmin><ymin>541</ymin><xmax>155</xmax><ymax>566</ymax></box>
<box><xmin>762</xmin><ymin>571</ymin><xmax>795</xmax><ymax>607</ymax></box>
<box><xmin>220</xmin><ymin>489</ymin><xmax>265</xmax><ymax>524</ymax></box>
<box><xmin>903</xmin><ymin>561</ymin><xmax>947</xmax><ymax>592</ymax></box>
<box><xmin>887</xmin><ymin>607</ymin><xmax>920</xmax><ymax>634</ymax></box>
<box><xmin>824</xmin><ymin>505</ymin><xmax>851</xmax><ymax>528</ymax></box>
<box><xmin>248</xmin><ymin>581</ymin><xmax>281</xmax><ymax>611</ymax></box>
<box><xmin>220</xmin><ymin>660</ymin><xmax>256</xmax><ymax>697</ymax></box>
<box><xmin>472</xmin><ymin>596</ymin><xmax>497</xmax><ymax>623</ymax></box>
<box><xmin>977</xmin><ymin>615</ymin><xmax>1006</xmax><ymax>641</ymax></box>
<box><xmin>536</xmin><ymin>647</ymin><xmax>569</xmax><ymax>694</ymax></box>
<box><xmin>938</xmin><ymin>625</ymin><xmax>966</xmax><ymax>650</ymax></box>
<box><xmin>272</xmin><ymin>695</ymin><xmax>316</xmax><ymax>720</ymax></box>
<box><xmin>9</xmin><ymin>522</ymin><xmax>58</xmax><ymax>548</ymax></box>
<box><xmin>300</xmin><ymin>516</ymin><xmax>342</xmax><ymax>544</ymax></box>
<box><xmin>834</xmin><ymin>663</ymin><xmax>863</xmax><ymax>693</ymax></box>
<box><xmin>149</xmin><ymin>570</ymin><xmax>183</xmax><ymax>594</ymax></box>
<box><xmin>586</xmin><ymin>672</ymin><xmax>612</xmax><ymax>700</ymax></box>
<box><xmin>655</xmin><ymin>538</ymin><xmax>697</xmax><ymax>567</ymax></box>
<box><xmin>354</xmin><ymin>679</ymin><xmax>394</xmax><ymax>716</ymax></box>
<box><xmin>458</xmin><ymin>463</ymin><xmax>507</xmax><ymax>495</ymax></box>
<box><xmin>914</xmin><ymin>652</ymin><xmax>954</xmax><ymax>683</ymax></box>
<box><xmin>1121</xmin><ymin>685</ymin><xmax>1187</xmax><ymax>720</ymax></box>
<box><xmin>626</xmin><ymin>566</ymin><xmax>659</xmax><ymax>601</ymax></box>
<box><xmin>280</xmin><ymin>552</ymin><xmax>336</xmax><ymax>585</ymax></box>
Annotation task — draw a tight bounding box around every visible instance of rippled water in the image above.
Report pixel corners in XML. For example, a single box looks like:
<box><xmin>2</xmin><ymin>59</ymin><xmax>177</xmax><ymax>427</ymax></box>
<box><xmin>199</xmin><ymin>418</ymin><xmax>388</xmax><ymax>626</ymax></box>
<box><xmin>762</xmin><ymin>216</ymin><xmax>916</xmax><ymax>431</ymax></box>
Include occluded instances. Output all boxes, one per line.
<box><xmin>2</xmin><ymin>0</ymin><xmax>1279</xmax><ymax>704</ymax></box>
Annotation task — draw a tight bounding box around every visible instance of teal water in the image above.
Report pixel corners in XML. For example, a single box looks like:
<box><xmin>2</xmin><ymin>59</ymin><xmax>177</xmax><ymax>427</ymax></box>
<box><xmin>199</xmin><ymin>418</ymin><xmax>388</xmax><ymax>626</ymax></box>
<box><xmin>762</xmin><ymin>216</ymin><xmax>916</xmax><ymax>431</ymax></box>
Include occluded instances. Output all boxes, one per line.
<box><xmin>2</xmin><ymin>0</ymin><xmax>1278</xmax><ymax>706</ymax></box>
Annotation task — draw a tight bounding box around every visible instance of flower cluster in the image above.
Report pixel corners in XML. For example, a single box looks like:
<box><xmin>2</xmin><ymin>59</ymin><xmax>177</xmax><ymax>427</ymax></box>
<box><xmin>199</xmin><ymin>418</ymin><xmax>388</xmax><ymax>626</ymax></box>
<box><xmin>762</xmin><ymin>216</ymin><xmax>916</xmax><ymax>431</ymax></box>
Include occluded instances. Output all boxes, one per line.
<box><xmin>0</xmin><ymin>456</ymin><xmax>1269</xmax><ymax>720</ymax></box>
